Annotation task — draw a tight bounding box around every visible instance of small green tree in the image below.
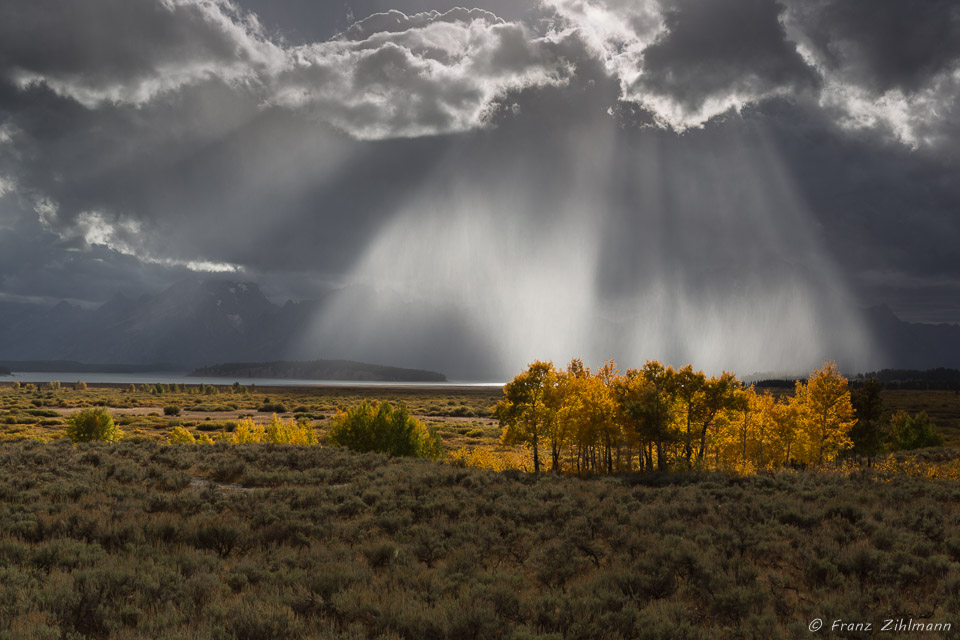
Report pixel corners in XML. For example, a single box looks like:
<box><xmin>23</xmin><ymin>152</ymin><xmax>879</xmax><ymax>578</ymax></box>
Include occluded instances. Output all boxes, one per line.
<box><xmin>887</xmin><ymin>411</ymin><xmax>944</xmax><ymax>451</ymax></box>
<box><xmin>849</xmin><ymin>378</ymin><xmax>886</xmax><ymax>462</ymax></box>
<box><xmin>328</xmin><ymin>402</ymin><xmax>442</xmax><ymax>459</ymax></box>
<box><xmin>66</xmin><ymin>407</ymin><xmax>123</xmax><ymax>443</ymax></box>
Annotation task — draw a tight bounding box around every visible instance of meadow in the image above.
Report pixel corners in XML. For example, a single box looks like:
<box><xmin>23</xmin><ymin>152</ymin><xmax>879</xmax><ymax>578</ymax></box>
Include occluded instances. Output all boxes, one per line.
<box><xmin>1</xmin><ymin>440</ymin><xmax>960</xmax><ymax>639</ymax></box>
<box><xmin>0</xmin><ymin>382</ymin><xmax>504</xmax><ymax>454</ymax></box>
<box><xmin>2</xmin><ymin>381</ymin><xmax>960</xmax><ymax>638</ymax></box>
<box><xmin>5</xmin><ymin>379</ymin><xmax>960</xmax><ymax>457</ymax></box>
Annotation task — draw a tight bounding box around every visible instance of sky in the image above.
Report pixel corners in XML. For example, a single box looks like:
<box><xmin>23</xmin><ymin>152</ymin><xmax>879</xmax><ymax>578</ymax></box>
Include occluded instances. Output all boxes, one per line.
<box><xmin>0</xmin><ymin>0</ymin><xmax>958</xmax><ymax>376</ymax></box>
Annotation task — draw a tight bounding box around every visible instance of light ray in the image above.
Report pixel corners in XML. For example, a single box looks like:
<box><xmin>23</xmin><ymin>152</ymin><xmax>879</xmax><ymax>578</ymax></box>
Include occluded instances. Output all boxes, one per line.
<box><xmin>300</xmin><ymin>114</ymin><xmax>880</xmax><ymax>379</ymax></box>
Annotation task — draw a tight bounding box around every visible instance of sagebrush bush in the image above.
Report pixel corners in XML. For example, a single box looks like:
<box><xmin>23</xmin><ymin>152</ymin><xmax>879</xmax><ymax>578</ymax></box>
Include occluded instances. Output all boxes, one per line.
<box><xmin>65</xmin><ymin>407</ymin><xmax>123</xmax><ymax>443</ymax></box>
<box><xmin>328</xmin><ymin>401</ymin><xmax>443</xmax><ymax>459</ymax></box>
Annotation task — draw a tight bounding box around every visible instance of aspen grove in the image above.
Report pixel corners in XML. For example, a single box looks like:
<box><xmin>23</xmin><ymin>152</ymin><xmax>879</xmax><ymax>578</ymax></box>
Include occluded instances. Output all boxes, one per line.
<box><xmin>496</xmin><ymin>360</ymin><xmax>856</xmax><ymax>474</ymax></box>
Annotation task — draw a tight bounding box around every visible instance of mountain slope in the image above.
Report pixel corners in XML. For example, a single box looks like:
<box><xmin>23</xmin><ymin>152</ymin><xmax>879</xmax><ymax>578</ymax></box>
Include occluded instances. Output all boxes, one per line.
<box><xmin>0</xmin><ymin>280</ymin><xmax>302</xmax><ymax>367</ymax></box>
<box><xmin>865</xmin><ymin>305</ymin><xmax>960</xmax><ymax>370</ymax></box>
<box><xmin>1</xmin><ymin>280</ymin><xmax>959</xmax><ymax>376</ymax></box>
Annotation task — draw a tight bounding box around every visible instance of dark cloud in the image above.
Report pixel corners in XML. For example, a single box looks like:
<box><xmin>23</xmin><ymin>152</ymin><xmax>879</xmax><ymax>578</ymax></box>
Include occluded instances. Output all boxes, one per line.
<box><xmin>738</xmin><ymin>96</ymin><xmax>960</xmax><ymax>322</ymax></box>
<box><xmin>0</xmin><ymin>0</ymin><xmax>958</xmax><ymax>376</ymax></box>
<box><xmin>0</xmin><ymin>73</ymin><xmax>453</xmax><ymax>277</ymax></box>
<box><xmin>786</xmin><ymin>0</ymin><xmax>960</xmax><ymax>94</ymax></box>
<box><xmin>0</xmin><ymin>0</ymin><xmax>276</xmax><ymax>106</ymax></box>
<box><xmin>635</xmin><ymin>0</ymin><xmax>819</xmax><ymax>120</ymax></box>
<box><xmin>0</xmin><ymin>189</ymin><xmax>209</xmax><ymax>304</ymax></box>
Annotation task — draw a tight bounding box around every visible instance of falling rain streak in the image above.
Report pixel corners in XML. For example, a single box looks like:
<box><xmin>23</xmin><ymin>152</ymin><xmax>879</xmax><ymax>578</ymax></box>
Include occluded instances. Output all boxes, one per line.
<box><xmin>301</xmin><ymin>117</ymin><xmax>877</xmax><ymax>379</ymax></box>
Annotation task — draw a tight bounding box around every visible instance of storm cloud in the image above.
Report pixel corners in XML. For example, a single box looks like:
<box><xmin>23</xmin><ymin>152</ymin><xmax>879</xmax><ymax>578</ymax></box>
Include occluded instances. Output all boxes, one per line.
<box><xmin>0</xmin><ymin>0</ymin><xmax>958</xmax><ymax>376</ymax></box>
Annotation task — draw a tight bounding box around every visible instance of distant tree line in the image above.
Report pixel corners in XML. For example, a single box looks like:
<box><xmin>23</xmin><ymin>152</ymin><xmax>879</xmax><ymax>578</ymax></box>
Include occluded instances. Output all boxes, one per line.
<box><xmin>497</xmin><ymin>360</ymin><xmax>942</xmax><ymax>475</ymax></box>
<box><xmin>851</xmin><ymin>367</ymin><xmax>960</xmax><ymax>391</ymax></box>
<box><xmin>756</xmin><ymin>368</ymin><xmax>960</xmax><ymax>391</ymax></box>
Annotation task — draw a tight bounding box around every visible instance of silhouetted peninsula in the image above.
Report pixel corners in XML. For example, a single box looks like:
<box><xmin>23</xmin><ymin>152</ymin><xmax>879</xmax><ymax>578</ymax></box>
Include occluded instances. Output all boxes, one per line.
<box><xmin>190</xmin><ymin>360</ymin><xmax>447</xmax><ymax>383</ymax></box>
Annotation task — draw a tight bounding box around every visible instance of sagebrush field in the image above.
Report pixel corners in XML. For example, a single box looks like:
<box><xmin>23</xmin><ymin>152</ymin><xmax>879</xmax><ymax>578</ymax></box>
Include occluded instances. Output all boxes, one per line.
<box><xmin>0</xmin><ymin>382</ymin><xmax>503</xmax><ymax>453</ymax></box>
<box><xmin>1</xmin><ymin>440</ymin><xmax>960</xmax><ymax>639</ymax></box>
<box><xmin>3</xmin><ymin>381</ymin><xmax>960</xmax><ymax>638</ymax></box>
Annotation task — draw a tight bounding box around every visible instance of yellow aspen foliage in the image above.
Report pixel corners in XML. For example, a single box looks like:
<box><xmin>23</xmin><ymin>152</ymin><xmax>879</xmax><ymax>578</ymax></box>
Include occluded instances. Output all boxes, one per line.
<box><xmin>167</xmin><ymin>426</ymin><xmax>196</xmax><ymax>444</ymax></box>
<box><xmin>748</xmin><ymin>391</ymin><xmax>776</xmax><ymax>469</ymax></box>
<box><xmin>497</xmin><ymin>361</ymin><xmax>558</xmax><ymax>474</ymax></box>
<box><xmin>495</xmin><ymin>358</ymin><xmax>864</xmax><ymax>475</ymax></box>
<box><xmin>450</xmin><ymin>446</ymin><xmax>533</xmax><ymax>472</ymax></box>
<box><xmin>232</xmin><ymin>417</ymin><xmax>266</xmax><ymax>444</ymax></box>
<box><xmin>794</xmin><ymin>361</ymin><xmax>856</xmax><ymax>466</ymax></box>
<box><xmin>266</xmin><ymin>413</ymin><xmax>291</xmax><ymax>443</ymax></box>
<box><xmin>706</xmin><ymin>387</ymin><xmax>750</xmax><ymax>469</ymax></box>
<box><xmin>612</xmin><ymin>362</ymin><xmax>676</xmax><ymax>471</ymax></box>
<box><xmin>558</xmin><ymin>361</ymin><xmax>619</xmax><ymax>474</ymax></box>
<box><xmin>765</xmin><ymin>396</ymin><xmax>801</xmax><ymax>467</ymax></box>
<box><xmin>265</xmin><ymin>413</ymin><xmax>318</xmax><ymax>445</ymax></box>
<box><xmin>672</xmin><ymin>364</ymin><xmax>705</xmax><ymax>467</ymax></box>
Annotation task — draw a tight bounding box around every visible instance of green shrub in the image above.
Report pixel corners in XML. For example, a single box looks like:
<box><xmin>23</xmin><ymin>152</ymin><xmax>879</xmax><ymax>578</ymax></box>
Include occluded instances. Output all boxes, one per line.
<box><xmin>27</xmin><ymin>409</ymin><xmax>60</xmax><ymax>417</ymax></box>
<box><xmin>888</xmin><ymin>411</ymin><xmax>945</xmax><ymax>451</ymax></box>
<box><xmin>163</xmin><ymin>405</ymin><xmax>182</xmax><ymax>416</ymax></box>
<box><xmin>328</xmin><ymin>401</ymin><xmax>443</xmax><ymax>459</ymax></box>
<box><xmin>65</xmin><ymin>408</ymin><xmax>123</xmax><ymax>443</ymax></box>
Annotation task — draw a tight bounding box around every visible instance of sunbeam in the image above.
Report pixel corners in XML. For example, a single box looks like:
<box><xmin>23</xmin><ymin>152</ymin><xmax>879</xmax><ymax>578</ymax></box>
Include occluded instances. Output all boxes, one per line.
<box><xmin>299</xmin><ymin>115</ymin><xmax>880</xmax><ymax>379</ymax></box>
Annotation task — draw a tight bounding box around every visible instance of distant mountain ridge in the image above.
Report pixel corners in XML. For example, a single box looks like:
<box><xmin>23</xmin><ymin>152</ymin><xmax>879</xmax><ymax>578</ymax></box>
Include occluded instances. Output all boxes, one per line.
<box><xmin>0</xmin><ymin>361</ymin><xmax>182</xmax><ymax>374</ymax></box>
<box><xmin>863</xmin><ymin>304</ymin><xmax>960</xmax><ymax>370</ymax></box>
<box><xmin>1</xmin><ymin>279</ymin><xmax>960</xmax><ymax>377</ymax></box>
<box><xmin>190</xmin><ymin>360</ymin><xmax>447</xmax><ymax>383</ymax></box>
<box><xmin>0</xmin><ymin>279</ymin><xmax>317</xmax><ymax>367</ymax></box>
<box><xmin>852</xmin><ymin>367</ymin><xmax>960</xmax><ymax>390</ymax></box>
